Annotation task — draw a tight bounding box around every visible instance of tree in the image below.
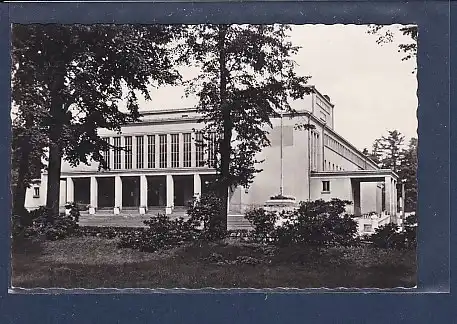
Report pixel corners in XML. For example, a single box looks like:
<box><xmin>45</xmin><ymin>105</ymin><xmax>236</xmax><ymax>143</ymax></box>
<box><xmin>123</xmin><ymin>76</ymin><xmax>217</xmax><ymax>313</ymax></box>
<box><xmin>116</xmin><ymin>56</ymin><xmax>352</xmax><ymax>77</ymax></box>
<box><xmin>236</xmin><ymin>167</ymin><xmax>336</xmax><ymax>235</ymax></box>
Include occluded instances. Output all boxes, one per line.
<box><xmin>364</xmin><ymin>138</ymin><xmax>383</xmax><ymax>166</ymax></box>
<box><xmin>378</xmin><ymin>130</ymin><xmax>405</xmax><ymax>173</ymax></box>
<box><xmin>12</xmin><ymin>24</ymin><xmax>182</xmax><ymax>219</ymax></box>
<box><xmin>11</xmin><ymin>109</ymin><xmax>47</xmax><ymax>216</ymax></box>
<box><xmin>367</xmin><ymin>25</ymin><xmax>418</xmax><ymax>72</ymax></box>
<box><xmin>183</xmin><ymin>24</ymin><xmax>312</xmax><ymax>234</ymax></box>
<box><xmin>397</xmin><ymin>138</ymin><xmax>417</xmax><ymax>212</ymax></box>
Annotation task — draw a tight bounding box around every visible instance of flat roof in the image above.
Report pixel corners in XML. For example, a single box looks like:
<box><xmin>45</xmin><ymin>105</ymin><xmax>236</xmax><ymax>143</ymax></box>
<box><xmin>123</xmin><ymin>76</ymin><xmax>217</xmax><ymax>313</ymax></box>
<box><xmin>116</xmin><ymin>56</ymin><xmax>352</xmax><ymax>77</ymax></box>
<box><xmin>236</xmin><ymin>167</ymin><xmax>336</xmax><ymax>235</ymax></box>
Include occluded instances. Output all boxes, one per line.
<box><xmin>310</xmin><ymin>169</ymin><xmax>399</xmax><ymax>180</ymax></box>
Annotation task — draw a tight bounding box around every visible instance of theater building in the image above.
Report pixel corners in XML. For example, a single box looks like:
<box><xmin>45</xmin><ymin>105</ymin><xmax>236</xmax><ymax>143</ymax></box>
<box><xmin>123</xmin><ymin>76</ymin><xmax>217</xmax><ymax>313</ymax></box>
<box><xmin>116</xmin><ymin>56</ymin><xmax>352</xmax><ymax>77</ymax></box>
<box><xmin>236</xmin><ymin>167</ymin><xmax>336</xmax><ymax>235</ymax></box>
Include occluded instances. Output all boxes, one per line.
<box><xmin>24</xmin><ymin>87</ymin><xmax>399</xmax><ymax>228</ymax></box>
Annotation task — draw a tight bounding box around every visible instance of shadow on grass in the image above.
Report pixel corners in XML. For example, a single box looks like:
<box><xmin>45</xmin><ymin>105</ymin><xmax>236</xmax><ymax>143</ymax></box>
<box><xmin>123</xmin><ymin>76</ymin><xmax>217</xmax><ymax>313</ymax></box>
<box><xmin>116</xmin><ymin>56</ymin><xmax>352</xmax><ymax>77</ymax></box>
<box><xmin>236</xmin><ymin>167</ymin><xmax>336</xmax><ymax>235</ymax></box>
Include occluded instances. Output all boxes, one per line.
<box><xmin>11</xmin><ymin>237</ymin><xmax>416</xmax><ymax>289</ymax></box>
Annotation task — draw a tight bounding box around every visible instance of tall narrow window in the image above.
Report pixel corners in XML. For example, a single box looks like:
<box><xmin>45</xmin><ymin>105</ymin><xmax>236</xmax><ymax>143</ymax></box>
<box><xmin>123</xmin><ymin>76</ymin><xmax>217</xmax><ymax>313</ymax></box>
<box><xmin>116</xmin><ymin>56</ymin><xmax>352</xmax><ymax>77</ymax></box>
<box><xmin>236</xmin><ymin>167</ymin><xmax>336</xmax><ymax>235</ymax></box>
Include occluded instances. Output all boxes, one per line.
<box><xmin>113</xmin><ymin>137</ymin><xmax>121</xmax><ymax>169</ymax></box>
<box><xmin>136</xmin><ymin>135</ymin><xmax>144</xmax><ymax>169</ymax></box>
<box><xmin>171</xmin><ymin>134</ymin><xmax>179</xmax><ymax>168</ymax></box>
<box><xmin>183</xmin><ymin>133</ymin><xmax>191</xmax><ymax>167</ymax></box>
<box><xmin>147</xmin><ymin>135</ymin><xmax>155</xmax><ymax>168</ymax></box>
<box><xmin>207</xmin><ymin>132</ymin><xmax>217</xmax><ymax>168</ymax></box>
<box><xmin>102</xmin><ymin>137</ymin><xmax>110</xmax><ymax>170</ymax></box>
<box><xmin>124</xmin><ymin>136</ymin><xmax>132</xmax><ymax>169</ymax></box>
<box><xmin>159</xmin><ymin>134</ymin><xmax>167</xmax><ymax>168</ymax></box>
<box><xmin>195</xmin><ymin>132</ymin><xmax>205</xmax><ymax>167</ymax></box>
<box><xmin>322</xmin><ymin>181</ymin><xmax>330</xmax><ymax>192</ymax></box>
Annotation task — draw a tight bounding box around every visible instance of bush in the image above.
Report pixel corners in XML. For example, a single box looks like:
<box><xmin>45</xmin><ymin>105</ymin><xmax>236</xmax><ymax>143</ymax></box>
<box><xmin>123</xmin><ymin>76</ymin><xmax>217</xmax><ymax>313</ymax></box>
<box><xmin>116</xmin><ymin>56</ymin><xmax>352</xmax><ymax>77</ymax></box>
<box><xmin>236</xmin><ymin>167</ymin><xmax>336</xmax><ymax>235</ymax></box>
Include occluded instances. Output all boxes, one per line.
<box><xmin>369</xmin><ymin>222</ymin><xmax>416</xmax><ymax>250</ymax></box>
<box><xmin>275</xmin><ymin>199</ymin><xmax>359</xmax><ymax>247</ymax></box>
<box><xmin>13</xmin><ymin>205</ymin><xmax>80</xmax><ymax>241</ymax></box>
<box><xmin>245</xmin><ymin>208</ymin><xmax>278</xmax><ymax>242</ymax></box>
<box><xmin>187</xmin><ymin>193</ymin><xmax>227</xmax><ymax>241</ymax></box>
<box><xmin>118</xmin><ymin>214</ymin><xmax>198</xmax><ymax>252</ymax></box>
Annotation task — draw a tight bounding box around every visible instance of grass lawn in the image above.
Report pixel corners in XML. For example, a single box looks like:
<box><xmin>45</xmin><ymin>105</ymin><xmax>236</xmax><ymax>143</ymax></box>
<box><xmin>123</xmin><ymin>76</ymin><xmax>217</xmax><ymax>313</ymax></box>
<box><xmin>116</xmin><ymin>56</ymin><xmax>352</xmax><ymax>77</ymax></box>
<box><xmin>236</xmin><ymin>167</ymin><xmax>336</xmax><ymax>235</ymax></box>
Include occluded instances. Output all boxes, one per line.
<box><xmin>12</xmin><ymin>236</ymin><xmax>416</xmax><ymax>289</ymax></box>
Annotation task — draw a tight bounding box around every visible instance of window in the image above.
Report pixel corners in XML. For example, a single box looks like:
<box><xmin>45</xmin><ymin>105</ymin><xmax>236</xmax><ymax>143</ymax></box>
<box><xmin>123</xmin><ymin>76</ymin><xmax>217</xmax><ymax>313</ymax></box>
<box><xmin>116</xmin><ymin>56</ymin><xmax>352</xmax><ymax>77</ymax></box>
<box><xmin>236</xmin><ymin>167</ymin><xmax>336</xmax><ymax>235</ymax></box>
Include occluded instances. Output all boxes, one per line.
<box><xmin>147</xmin><ymin>135</ymin><xmax>155</xmax><ymax>168</ymax></box>
<box><xmin>159</xmin><ymin>134</ymin><xmax>167</xmax><ymax>168</ymax></box>
<box><xmin>33</xmin><ymin>187</ymin><xmax>40</xmax><ymax>198</ymax></box>
<box><xmin>124</xmin><ymin>136</ymin><xmax>132</xmax><ymax>169</ymax></box>
<box><xmin>195</xmin><ymin>132</ymin><xmax>205</xmax><ymax>167</ymax></box>
<box><xmin>322</xmin><ymin>181</ymin><xmax>330</xmax><ymax>192</ymax></box>
<box><xmin>136</xmin><ymin>136</ymin><xmax>144</xmax><ymax>169</ymax></box>
<box><xmin>102</xmin><ymin>137</ymin><xmax>110</xmax><ymax>170</ymax></box>
<box><xmin>364</xmin><ymin>224</ymin><xmax>373</xmax><ymax>232</ymax></box>
<box><xmin>171</xmin><ymin>134</ymin><xmax>179</xmax><ymax>168</ymax></box>
<box><xmin>183</xmin><ymin>133</ymin><xmax>191</xmax><ymax>167</ymax></box>
<box><xmin>207</xmin><ymin>132</ymin><xmax>217</xmax><ymax>167</ymax></box>
<box><xmin>113</xmin><ymin>137</ymin><xmax>121</xmax><ymax>169</ymax></box>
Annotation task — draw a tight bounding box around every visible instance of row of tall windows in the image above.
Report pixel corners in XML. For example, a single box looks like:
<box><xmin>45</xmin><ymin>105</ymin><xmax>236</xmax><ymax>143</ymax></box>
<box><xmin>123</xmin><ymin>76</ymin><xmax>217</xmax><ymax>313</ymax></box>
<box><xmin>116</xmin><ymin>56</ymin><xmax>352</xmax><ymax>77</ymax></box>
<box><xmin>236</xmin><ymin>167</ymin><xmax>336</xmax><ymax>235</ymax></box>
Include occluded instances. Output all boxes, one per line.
<box><xmin>310</xmin><ymin>131</ymin><xmax>320</xmax><ymax>171</ymax></box>
<box><xmin>324</xmin><ymin>134</ymin><xmax>374</xmax><ymax>170</ymax></box>
<box><xmin>102</xmin><ymin>133</ymin><xmax>216</xmax><ymax>170</ymax></box>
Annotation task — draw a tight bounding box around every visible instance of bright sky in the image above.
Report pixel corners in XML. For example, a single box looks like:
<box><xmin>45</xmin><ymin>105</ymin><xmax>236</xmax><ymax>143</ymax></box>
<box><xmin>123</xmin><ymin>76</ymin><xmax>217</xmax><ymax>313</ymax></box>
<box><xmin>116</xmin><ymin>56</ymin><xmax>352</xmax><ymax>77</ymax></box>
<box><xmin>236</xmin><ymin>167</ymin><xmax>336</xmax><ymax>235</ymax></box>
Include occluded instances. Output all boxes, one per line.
<box><xmin>140</xmin><ymin>24</ymin><xmax>418</xmax><ymax>151</ymax></box>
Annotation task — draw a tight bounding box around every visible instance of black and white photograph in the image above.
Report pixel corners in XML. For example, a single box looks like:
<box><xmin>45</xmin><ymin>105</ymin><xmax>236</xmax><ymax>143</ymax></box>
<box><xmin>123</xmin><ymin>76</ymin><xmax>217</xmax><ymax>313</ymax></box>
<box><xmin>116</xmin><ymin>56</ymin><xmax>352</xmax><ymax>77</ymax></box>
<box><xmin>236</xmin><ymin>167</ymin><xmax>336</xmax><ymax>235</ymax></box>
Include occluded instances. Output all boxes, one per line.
<box><xmin>11</xmin><ymin>23</ymin><xmax>418</xmax><ymax>289</ymax></box>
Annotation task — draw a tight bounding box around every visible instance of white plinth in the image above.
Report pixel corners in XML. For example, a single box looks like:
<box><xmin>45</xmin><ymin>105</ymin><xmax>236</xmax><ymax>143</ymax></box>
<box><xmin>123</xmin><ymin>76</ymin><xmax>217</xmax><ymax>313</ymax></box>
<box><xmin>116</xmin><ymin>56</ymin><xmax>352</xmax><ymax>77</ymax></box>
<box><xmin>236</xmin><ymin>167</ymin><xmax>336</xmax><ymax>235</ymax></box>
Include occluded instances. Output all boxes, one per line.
<box><xmin>89</xmin><ymin>207</ymin><xmax>96</xmax><ymax>215</ymax></box>
<box><xmin>114</xmin><ymin>207</ymin><xmax>120</xmax><ymax>215</ymax></box>
<box><xmin>139</xmin><ymin>206</ymin><xmax>147</xmax><ymax>215</ymax></box>
<box><xmin>165</xmin><ymin>206</ymin><xmax>173</xmax><ymax>215</ymax></box>
<box><xmin>264</xmin><ymin>197</ymin><xmax>298</xmax><ymax>214</ymax></box>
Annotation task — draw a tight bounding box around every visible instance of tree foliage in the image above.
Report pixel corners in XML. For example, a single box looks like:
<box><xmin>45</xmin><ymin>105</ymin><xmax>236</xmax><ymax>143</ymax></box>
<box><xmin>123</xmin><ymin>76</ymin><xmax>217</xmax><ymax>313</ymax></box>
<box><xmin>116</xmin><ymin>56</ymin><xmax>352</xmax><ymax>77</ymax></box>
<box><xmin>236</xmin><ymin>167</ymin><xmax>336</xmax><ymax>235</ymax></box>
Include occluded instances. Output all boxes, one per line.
<box><xmin>183</xmin><ymin>24</ymin><xmax>313</xmax><ymax>230</ymax></box>
<box><xmin>378</xmin><ymin>130</ymin><xmax>405</xmax><ymax>173</ymax></box>
<box><xmin>369</xmin><ymin>131</ymin><xmax>417</xmax><ymax>212</ymax></box>
<box><xmin>367</xmin><ymin>25</ymin><xmax>418</xmax><ymax>62</ymax></box>
<box><xmin>11</xmin><ymin>24</ymin><xmax>182</xmax><ymax>217</ymax></box>
<box><xmin>397</xmin><ymin>138</ymin><xmax>418</xmax><ymax>212</ymax></box>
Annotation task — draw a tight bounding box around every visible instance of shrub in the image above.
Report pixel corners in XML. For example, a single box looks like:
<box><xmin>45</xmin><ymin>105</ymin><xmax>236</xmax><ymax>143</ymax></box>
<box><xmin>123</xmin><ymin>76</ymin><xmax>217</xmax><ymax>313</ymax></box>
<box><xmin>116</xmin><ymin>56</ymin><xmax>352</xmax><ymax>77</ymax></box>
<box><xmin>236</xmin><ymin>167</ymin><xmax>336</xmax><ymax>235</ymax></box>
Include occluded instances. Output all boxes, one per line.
<box><xmin>118</xmin><ymin>214</ymin><xmax>198</xmax><ymax>252</ymax></box>
<box><xmin>245</xmin><ymin>208</ymin><xmax>278</xmax><ymax>242</ymax></box>
<box><xmin>274</xmin><ymin>199</ymin><xmax>359</xmax><ymax>247</ymax></box>
<box><xmin>13</xmin><ymin>205</ymin><xmax>80</xmax><ymax>241</ymax></box>
<box><xmin>401</xmin><ymin>213</ymin><xmax>417</xmax><ymax>249</ymax></box>
<box><xmin>187</xmin><ymin>193</ymin><xmax>227</xmax><ymax>241</ymax></box>
<box><xmin>370</xmin><ymin>223</ymin><xmax>402</xmax><ymax>249</ymax></box>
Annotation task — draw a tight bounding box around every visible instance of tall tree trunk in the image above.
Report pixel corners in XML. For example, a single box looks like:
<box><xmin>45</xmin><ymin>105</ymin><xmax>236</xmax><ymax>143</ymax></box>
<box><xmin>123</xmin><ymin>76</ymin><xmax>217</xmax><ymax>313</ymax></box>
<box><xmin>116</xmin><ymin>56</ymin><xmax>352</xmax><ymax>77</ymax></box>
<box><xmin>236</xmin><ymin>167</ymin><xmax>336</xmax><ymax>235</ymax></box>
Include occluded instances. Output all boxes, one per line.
<box><xmin>45</xmin><ymin>72</ymin><xmax>65</xmax><ymax>222</ymax></box>
<box><xmin>217</xmin><ymin>25</ymin><xmax>230</xmax><ymax>234</ymax></box>
<box><xmin>12</xmin><ymin>116</ymin><xmax>34</xmax><ymax>218</ymax></box>
<box><xmin>12</xmin><ymin>144</ymin><xmax>31</xmax><ymax>217</ymax></box>
<box><xmin>45</xmin><ymin>129</ymin><xmax>63</xmax><ymax>222</ymax></box>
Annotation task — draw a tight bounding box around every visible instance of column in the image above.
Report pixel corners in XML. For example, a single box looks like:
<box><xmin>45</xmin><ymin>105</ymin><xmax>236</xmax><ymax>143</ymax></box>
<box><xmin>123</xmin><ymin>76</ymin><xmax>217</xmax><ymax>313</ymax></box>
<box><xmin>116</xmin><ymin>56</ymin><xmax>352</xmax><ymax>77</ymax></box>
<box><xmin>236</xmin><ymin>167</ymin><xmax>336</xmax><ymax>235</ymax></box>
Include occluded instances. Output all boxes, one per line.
<box><xmin>351</xmin><ymin>180</ymin><xmax>361</xmax><ymax>216</ymax></box>
<box><xmin>114</xmin><ymin>176</ymin><xmax>122</xmax><ymax>213</ymax></box>
<box><xmin>139</xmin><ymin>175</ymin><xmax>148</xmax><ymax>213</ymax></box>
<box><xmin>66</xmin><ymin>177</ymin><xmax>74</xmax><ymax>203</ymax></box>
<box><xmin>89</xmin><ymin>176</ymin><xmax>98</xmax><ymax>214</ymax></box>
<box><xmin>193</xmin><ymin>173</ymin><xmax>201</xmax><ymax>198</ymax></box>
<box><xmin>392</xmin><ymin>179</ymin><xmax>398</xmax><ymax>223</ymax></box>
<box><xmin>166</xmin><ymin>174</ymin><xmax>174</xmax><ymax>215</ymax></box>
<box><xmin>384</xmin><ymin>176</ymin><xmax>392</xmax><ymax>217</ymax></box>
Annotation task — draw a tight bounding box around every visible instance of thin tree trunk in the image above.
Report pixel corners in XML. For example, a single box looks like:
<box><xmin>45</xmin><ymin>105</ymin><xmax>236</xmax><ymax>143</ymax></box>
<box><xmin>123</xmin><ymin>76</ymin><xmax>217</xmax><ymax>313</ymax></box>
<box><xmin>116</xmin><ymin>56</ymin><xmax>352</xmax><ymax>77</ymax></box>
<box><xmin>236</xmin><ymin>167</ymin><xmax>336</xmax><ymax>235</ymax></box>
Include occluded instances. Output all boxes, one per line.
<box><xmin>217</xmin><ymin>25</ymin><xmax>230</xmax><ymax>234</ymax></box>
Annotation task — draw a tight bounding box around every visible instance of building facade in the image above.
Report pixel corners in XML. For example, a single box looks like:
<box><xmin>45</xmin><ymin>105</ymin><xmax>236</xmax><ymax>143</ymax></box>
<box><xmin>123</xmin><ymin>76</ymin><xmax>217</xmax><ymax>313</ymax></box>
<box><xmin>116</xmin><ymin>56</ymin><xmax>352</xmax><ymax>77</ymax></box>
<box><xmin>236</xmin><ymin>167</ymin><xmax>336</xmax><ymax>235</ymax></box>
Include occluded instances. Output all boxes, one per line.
<box><xmin>25</xmin><ymin>87</ymin><xmax>399</xmax><ymax>227</ymax></box>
